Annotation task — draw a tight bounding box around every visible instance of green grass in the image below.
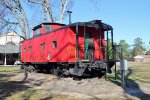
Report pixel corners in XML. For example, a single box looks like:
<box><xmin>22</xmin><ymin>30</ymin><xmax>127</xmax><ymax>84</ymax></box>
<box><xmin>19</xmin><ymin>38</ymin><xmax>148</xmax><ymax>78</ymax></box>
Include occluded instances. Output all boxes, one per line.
<box><xmin>107</xmin><ymin>69</ymin><xmax>121</xmax><ymax>86</ymax></box>
<box><xmin>128</xmin><ymin>67</ymin><xmax>150</xmax><ymax>83</ymax></box>
<box><xmin>108</xmin><ymin>62</ymin><xmax>150</xmax><ymax>83</ymax></box>
<box><xmin>6</xmin><ymin>88</ymin><xmax>85</xmax><ymax>100</ymax></box>
<box><xmin>0</xmin><ymin>66</ymin><xmax>21</xmax><ymax>74</ymax></box>
<box><xmin>0</xmin><ymin>66</ymin><xmax>21</xmax><ymax>82</ymax></box>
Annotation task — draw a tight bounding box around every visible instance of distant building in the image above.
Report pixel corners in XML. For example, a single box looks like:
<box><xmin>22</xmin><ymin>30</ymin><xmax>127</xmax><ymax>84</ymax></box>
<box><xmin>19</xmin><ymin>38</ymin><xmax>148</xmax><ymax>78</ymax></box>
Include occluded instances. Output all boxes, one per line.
<box><xmin>0</xmin><ymin>31</ymin><xmax>24</xmax><ymax>65</ymax></box>
<box><xmin>134</xmin><ymin>55</ymin><xmax>150</xmax><ymax>62</ymax></box>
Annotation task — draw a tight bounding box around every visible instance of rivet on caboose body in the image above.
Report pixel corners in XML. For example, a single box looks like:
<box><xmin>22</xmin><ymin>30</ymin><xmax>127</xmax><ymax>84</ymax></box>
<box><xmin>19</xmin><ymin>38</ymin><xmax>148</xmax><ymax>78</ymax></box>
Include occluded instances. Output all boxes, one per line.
<box><xmin>21</xmin><ymin>20</ymin><xmax>115</xmax><ymax>77</ymax></box>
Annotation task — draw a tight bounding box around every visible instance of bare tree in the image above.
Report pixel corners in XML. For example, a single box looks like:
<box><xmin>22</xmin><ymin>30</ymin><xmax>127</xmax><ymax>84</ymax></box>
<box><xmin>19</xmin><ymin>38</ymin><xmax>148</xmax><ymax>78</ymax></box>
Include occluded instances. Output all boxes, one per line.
<box><xmin>0</xmin><ymin>0</ymin><xmax>98</xmax><ymax>39</ymax></box>
<box><xmin>0</xmin><ymin>0</ymin><xmax>29</xmax><ymax>39</ymax></box>
<box><xmin>26</xmin><ymin>0</ymin><xmax>54</xmax><ymax>22</ymax></box>
<box><xmin>0</xmin><ymin>0</ymin><xmax>72</xmax><ymax>39</ymax></box>
<box><xmin>59</xmin><ymin>0</ymin><xmax>71</xmax><ymax>23</ymax></box>
<box><xmin>27</xmin><ymin>0</ymin><xmax>71</xmax><ymax>23</ymax></box>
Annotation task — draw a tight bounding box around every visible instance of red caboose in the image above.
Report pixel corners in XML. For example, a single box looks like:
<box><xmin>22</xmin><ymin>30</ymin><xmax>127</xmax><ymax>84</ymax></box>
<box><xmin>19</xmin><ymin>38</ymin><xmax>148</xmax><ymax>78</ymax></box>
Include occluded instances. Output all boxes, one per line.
<box><xmin>21</xmin><ymin>20</ymin><xmax>115</xmax><ymax>76</ymax></box>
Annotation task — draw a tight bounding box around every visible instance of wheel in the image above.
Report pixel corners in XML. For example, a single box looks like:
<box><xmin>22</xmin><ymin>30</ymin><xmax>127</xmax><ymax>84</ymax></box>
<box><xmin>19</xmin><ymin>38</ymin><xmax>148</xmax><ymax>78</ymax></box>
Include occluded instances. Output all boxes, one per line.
<box><xmin>54</xmin><ymin>69</ymin><xmax>58</xmax><ymax>75</ymax></box>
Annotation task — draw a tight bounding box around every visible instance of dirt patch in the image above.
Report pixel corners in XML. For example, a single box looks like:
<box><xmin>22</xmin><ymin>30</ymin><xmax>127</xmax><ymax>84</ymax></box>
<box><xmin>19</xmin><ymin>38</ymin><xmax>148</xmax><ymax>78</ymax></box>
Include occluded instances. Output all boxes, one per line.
<box><xmin>1</xmin><ymin>64</ymin><xmax>150</xmax><ymax>100</ymax></box>
<box><xmin>8</xmin><ymin>72</ymin><xmax>150</xmax><ymax>99</ymax></box>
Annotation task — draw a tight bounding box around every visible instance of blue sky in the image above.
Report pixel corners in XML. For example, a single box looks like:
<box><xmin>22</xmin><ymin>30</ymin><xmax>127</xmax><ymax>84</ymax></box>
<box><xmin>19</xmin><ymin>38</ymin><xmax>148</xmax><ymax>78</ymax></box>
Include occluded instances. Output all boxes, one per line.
<box><xmin>62</xmin><ymin>0</ymin><xmax>150</xmax><ymax>48</ymax></box>
<box><xmin>21</xmin><ymin>0</ymin><xmax>150</xmax><ymax>48</ymax></box>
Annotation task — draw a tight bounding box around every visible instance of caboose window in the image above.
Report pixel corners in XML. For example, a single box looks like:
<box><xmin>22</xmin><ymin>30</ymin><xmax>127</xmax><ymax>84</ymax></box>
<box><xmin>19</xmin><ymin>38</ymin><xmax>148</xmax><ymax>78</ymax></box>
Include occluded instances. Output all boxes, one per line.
<box><xmin>36</xmin><ymin>29</ymin><xmax>40</xmax><ymax>35</ymax></box>
<box><xmin>29</xmin><ymin>46</ymin><xmax>32</xmax><ymax>52</ymax></box>
<box><xmin>24</xmin><ymin>47</ymin><xmax>26</xmax><ymax>53</ymax></box>
<box><xmin>52</xmin><ymin>40</ymin><xmax>57</xmax><ymax>48</ymax></box>
<box><xmin>44</xmin><ymin>25</ymin><xmax>51</xmax><ymax>31</ymax></box>
<box><xmin>41</xmin><ymin>43</ymin><xmax>45</xmax><ymax>50</ymax></box>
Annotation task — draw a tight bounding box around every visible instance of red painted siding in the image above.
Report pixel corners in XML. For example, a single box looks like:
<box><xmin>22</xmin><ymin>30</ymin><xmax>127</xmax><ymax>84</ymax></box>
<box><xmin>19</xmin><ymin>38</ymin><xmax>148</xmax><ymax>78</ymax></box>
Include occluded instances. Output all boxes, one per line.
<box><xmin>21</xmin><ymin>26</ymin><xmax>105</xmax><ymax>63</ymax></box>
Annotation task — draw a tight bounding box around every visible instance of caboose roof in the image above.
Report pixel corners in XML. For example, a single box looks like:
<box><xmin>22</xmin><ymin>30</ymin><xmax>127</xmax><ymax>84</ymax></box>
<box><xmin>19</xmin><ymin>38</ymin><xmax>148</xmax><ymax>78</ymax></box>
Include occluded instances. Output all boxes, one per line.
<box><xmin>21</xmin><ymin>20</ymin><xmax>113</xmax><ymax>42</ymax></box>
<box><xmin>33</xmin><ymin>23</ymin><xmax>66</xmax><ymax>31</ymax></box>
<box><xmin>69</xmin><ymin>20</ymin><xmax>113</xmax><ymax>30</ymax></box>
<box><xmin>33</xmin><ymin>20</ymin><xmax>112</xmax><ymax>31</ymax></box>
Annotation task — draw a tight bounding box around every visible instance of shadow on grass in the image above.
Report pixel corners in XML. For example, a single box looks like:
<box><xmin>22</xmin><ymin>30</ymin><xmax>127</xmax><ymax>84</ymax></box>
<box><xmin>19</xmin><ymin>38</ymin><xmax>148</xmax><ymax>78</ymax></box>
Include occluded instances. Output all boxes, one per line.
<box><xmin>0</xmin><ymin>73</ymin><xmax>53</xmax><ymax>99</ymax></box>
<box><xmin>110</xmin><ymin>68</ymin><xmax>150</xmax><ymax>100</ymax></box>
<box><xmin>0</xmin><ymin>73</ymin><xmax>29</xmax><ymax>99</ymax></box>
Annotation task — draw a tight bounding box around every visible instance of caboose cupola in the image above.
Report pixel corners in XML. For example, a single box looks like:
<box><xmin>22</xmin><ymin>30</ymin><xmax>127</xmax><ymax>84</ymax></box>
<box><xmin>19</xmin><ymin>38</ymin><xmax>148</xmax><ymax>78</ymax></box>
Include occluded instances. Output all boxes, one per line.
<box><xmin>32</xmin><ymin>23</ymin><xmax>66</xmax><ymax>36</ymax></box>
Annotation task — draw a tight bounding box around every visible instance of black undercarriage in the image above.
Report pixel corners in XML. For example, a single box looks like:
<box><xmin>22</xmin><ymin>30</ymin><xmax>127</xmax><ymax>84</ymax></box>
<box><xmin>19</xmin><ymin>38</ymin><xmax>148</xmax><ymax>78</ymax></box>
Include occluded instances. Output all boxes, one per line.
<box><xmin>21</xmin><ymin>60</ymin><xmax>115</xmax><ymax>78</ymax></box>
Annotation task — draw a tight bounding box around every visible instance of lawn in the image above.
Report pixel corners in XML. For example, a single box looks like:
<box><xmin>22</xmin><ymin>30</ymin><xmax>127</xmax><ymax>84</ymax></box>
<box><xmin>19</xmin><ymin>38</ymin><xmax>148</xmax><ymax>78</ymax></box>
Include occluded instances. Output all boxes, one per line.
<box><xmin>108</xmin><ymin>62</ymin><xmax>150</xmax><ymax>83</ymax></box>
<box><xmin>0</xmin><ymin>66</ymin><xmax>21</xmax><ymax>82</ymax></box>
<box><xmin>0</xmin><ymin>65</ymin><xmax>21</xmax><ymax>74</ymax></box>
<box><xmin>0</xmin><ymin>66</ymin><xmax>87</xmax><ymax>100</ymax></box>
<box><xmin>6</xmin><ymin>89</ymin><xmax>80</xmax><ymax>100</ymax></box>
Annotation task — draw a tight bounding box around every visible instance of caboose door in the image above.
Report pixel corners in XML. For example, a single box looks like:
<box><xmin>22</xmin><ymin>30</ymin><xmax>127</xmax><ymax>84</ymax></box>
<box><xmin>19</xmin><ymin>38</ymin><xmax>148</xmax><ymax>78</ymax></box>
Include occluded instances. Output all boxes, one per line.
<box><xmin>85</xmin><ymin>32</ymin><xmax>95</xmax><ymax>61</ymax></box>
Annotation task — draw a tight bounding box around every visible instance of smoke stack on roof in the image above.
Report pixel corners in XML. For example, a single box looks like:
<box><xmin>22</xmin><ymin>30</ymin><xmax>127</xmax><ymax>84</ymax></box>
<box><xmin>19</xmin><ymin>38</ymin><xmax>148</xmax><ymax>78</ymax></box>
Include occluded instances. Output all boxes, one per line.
<box><xmin>67</xmin><ymin>11</ymin><xmax>72</xmax><ymax>24</ymax></box>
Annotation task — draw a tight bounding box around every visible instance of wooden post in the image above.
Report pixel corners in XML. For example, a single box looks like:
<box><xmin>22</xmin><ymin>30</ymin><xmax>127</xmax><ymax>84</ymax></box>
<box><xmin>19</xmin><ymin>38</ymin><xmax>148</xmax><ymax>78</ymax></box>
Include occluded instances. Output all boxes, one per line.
<box><xmin>84</xmin><ymin>25</ymin><xmax>86</xmax><ymax>59</ymax></box>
